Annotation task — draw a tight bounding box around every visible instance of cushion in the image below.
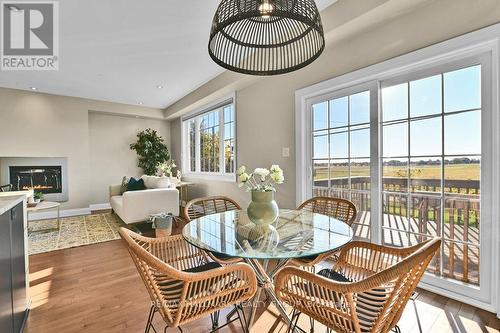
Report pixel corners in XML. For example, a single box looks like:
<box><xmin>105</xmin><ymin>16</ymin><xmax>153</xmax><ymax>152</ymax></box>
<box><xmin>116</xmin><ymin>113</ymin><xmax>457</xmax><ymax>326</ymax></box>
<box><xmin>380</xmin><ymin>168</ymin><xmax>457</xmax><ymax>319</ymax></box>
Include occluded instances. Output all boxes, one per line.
<box><xmin>156</xmin><ymin>177</ymin><xmax>172</xmax><ymax>189</ymax></box>
<box><xmin>141</xmin><ymin>175</ymin><xmax>154</xmax><ymax>189</ymax></box>
<box><xmin>126</xmin><ymin>178</ymin><xmax>146</xmax><ymax>191</ymax></box>
<box><xmin>211</xmin><ymin>252</ymin><xmax>239</xmax><ymax>261</ymax></box>
<box><xmin>297</xmin><ymin>254</ymin><xmax>319</xmax><ymax>263</ymax></box>
<box><xmin>157</xmin><ymin>262</ymin><xmax>222</xmax><ymax>299</ymax></box>
<box><xmin>141</xmin><ymin>175</ymin><xmax>172</xmax><ymax>189</ymax></box>
<box><xmin>120</xmin><ymin>176</ymin><xmax>129</xmax><ymax>194</ymax></box>
<box><xmin>317</xmin><ymin>268</ymin><xmax>351</xmax><ymax>282</ymax></box>
<box><xmin>317</xmin><ymin>268</ymin><xmax>387</xmax><ymax>331</ymax></box>
<box><xmin>184</xmin><ymin>261</ymin><xmax>222</xmax><ymax>273</ymax></box>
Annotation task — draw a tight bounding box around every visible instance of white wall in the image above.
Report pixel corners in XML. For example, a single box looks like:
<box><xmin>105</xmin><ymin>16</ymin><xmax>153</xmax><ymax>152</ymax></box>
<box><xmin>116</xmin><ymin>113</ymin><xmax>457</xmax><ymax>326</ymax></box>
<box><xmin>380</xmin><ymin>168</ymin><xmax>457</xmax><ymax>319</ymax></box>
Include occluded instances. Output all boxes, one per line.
<box><xmin>0</xmin><ymin>87</ymin><xmax>169</xmax><ymax>209</ymax></box>
<box><xmin>88</xmin><ymin>113</ymin><xmax>170</xmax><ymax>204</ymax></box>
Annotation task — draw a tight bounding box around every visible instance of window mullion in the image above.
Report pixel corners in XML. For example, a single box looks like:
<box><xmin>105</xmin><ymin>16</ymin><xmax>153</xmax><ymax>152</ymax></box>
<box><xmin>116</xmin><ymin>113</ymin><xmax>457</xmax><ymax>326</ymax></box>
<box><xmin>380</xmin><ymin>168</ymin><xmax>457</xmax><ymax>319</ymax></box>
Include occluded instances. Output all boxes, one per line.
<box><xmin>406</xmin><ymin>81</ymin><xmax>411</xmax><ymax>246</ymax></box>
<box><xmin>195</xmin><ymin>117</ymin><xmax>201</xmax><ymax>173</ymax></box>
<box><xmin>440</xmin><ymin>73</ymin><xmax>445</xmax><ymax>277</ymax></box>
<box><xmin>219</xmin><ymin>108</ymin><xmax>225</xmax><ymax>174</ymax></box>
<box><xmin>370</xmin><ymin>82</ymin><xmax>382</xmax><ymax>244</ymax></box>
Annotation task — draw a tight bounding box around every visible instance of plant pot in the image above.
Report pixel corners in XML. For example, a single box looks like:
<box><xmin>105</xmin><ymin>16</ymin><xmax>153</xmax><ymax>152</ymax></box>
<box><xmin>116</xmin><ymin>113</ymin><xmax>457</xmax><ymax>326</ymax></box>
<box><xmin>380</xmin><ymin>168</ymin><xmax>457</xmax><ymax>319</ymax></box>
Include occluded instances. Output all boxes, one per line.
<box><xmin>247</xmin><ymin>191</ymin><xmax>279</xmax><ymax>225</ymax></box>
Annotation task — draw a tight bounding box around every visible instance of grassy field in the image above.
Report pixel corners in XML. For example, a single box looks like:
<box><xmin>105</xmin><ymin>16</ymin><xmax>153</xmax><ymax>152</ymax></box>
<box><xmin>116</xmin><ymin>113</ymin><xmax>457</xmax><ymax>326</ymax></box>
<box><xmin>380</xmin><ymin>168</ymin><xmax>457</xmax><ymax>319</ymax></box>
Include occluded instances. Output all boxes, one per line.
<box><xmin>314</xmin><ymin>163</ymin><xmax>480</xmax><ymax>181</ymax></box>
<box><xmin>383</xmin><ymin>205</ymin><xmax>480</xmax><ymax>226</ymax></box>
<box><xmin>313</xmin><ymin>163</ymin><xmax>481</xmax><ymax>226</ymax></box>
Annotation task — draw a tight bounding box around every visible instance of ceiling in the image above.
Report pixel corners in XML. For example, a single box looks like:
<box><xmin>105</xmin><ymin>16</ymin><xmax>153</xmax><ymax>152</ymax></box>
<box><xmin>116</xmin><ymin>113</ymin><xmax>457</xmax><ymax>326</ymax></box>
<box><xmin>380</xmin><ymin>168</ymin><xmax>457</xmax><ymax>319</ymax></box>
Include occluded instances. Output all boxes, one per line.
<box><xmin>0</xmin><ymin>0</ymin><xmax>337</xmax><ymax>109</ymax></box>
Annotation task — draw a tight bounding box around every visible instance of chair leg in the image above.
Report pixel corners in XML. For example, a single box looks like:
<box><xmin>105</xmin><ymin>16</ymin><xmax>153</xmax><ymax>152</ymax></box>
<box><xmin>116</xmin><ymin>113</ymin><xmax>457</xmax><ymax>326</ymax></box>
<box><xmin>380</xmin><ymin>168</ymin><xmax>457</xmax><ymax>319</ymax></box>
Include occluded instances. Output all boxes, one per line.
<box><xmin>235</xmin><ymin>304</ymin><xmax>249</xmax><ymax>333</ymax></box>
<box><xmin>145</xmin><ymin>305</ymin><xmax>156</xmax><ymax>333</ymax></box>
<box><xmin>391</xmin><ymin>325</ymin><xmax>402</xmax><ymax>333</ymax></box>
<box><xmin>288</xmin><ymin>309</ymin><xmax>301</xmax><ymax>333</ymax></box>
<box><xmin>226</xmin><ymin>307</ymin><xmax>238</xmax><ymax>321</ymax></box>
<box><xmin>303</xmin><ymin>267</ymin><xmax>315</xmax><ymax>333</ymax></box>
<box><xmin>210</xmin><ymin>310</ymin><xmax>220</xmax><ymax>330</ymax></box>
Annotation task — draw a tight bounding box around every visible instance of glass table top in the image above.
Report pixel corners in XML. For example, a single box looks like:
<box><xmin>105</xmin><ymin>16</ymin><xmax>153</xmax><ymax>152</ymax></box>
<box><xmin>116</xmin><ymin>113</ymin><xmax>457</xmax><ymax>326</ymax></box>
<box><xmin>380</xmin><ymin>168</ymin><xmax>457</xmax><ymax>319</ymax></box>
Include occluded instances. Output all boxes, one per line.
<box><xmin>182</xmin><ymin>209</ymin><xmax>354</xmax><ymax>260</ymax></box>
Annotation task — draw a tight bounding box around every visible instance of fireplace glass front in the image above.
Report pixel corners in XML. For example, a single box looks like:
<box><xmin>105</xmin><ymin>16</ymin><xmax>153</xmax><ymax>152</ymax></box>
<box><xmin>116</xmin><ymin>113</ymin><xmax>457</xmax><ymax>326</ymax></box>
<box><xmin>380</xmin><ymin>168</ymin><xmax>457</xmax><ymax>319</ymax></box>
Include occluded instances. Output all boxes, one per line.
<box><xmin>9</xmin><ymin>166</ymin><xmax>63</xmax><ymax>194</ymax></box>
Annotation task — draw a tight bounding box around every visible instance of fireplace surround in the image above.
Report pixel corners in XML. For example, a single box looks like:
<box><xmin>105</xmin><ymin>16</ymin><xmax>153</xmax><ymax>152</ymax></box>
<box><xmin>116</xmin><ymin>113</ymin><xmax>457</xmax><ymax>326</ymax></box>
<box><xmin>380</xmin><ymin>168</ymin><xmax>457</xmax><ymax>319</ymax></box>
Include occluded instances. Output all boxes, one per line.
<box><xmin>1</xmin><ymin>157</ymin><xmax>68</xmax><ymax>202</ymax></box>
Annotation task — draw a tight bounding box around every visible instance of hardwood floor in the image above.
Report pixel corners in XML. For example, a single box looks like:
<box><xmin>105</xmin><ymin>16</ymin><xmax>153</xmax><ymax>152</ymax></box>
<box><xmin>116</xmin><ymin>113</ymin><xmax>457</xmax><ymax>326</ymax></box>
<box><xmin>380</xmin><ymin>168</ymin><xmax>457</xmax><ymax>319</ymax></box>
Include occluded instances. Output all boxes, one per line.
<box><xmin>25</xmin><ymin>239</ymin><xmax>500</xmax><ymax>333</ymax></box>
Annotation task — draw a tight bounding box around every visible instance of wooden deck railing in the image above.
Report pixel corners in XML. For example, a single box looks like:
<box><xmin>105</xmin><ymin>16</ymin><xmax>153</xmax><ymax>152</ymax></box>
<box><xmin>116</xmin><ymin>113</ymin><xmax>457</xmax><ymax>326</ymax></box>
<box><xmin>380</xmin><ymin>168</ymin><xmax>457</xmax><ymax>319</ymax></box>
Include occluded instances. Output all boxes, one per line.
<box><xmin>312</xmin><ymin>177</ymin><xmax>480</xmax><ymax>285</ymax></box>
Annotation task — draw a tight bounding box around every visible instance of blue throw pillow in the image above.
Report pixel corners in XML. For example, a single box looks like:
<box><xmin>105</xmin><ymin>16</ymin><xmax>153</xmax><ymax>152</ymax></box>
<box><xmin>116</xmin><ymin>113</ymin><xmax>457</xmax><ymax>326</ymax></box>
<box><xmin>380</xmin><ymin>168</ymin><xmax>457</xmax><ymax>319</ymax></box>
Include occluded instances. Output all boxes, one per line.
<box><xmin>126</xmin><ymin>178</ymin><xmax>146</xmax><ymax>192</ymax></box>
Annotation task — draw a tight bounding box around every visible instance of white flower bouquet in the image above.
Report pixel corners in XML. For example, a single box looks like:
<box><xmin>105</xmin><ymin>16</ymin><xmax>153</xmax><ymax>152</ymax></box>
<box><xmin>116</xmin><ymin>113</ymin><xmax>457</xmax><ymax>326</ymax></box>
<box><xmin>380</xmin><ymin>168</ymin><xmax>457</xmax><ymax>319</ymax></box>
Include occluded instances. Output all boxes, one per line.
<box><xmin>157</xmin><ymin>159</ymin><xmax>176</xmax><ymax>177</ymax></box>
<box><xmin>237</xmin><ymin>165</ymin><xmax>284</xmax><ymax>192</ymax></box>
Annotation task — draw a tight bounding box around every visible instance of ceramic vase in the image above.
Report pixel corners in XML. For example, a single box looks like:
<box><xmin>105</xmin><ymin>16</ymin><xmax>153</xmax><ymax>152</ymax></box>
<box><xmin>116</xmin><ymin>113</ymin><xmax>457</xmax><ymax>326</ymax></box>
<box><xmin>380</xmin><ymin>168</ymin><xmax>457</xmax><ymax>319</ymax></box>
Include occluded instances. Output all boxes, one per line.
<box><xmin>247</xmin><ymin>190</ymin><xmax>279</xmax><ymax>225</ymax></box>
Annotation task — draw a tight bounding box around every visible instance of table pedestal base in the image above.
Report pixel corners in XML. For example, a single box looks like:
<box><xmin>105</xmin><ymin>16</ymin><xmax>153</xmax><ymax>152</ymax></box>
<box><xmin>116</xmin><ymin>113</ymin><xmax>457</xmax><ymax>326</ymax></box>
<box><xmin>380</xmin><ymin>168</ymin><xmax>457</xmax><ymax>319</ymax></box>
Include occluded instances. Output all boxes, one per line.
<box><xmin>241</xmin><ymin>258</ymin><xmax>297</xmax><ymax>333</ymax></box>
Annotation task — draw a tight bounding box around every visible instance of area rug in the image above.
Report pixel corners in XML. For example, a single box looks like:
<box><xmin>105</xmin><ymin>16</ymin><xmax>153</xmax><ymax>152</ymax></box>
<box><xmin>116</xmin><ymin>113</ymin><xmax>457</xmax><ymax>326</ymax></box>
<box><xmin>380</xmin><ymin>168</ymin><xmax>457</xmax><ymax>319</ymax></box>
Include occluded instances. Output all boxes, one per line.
<box><xmin>28</xmin><ymin>213</ymin><xmax>126</xmax><ymax>255</ymax></box>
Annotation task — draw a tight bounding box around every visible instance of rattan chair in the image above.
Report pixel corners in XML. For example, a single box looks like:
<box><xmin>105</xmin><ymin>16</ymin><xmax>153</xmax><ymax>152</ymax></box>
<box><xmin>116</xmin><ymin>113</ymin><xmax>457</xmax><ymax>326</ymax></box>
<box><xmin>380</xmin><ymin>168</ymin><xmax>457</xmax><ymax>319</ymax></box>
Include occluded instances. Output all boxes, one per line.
<box><xmin>184</xmin><ymin>196</ymin><xmax>241</xmax><ymax>220</ymax></box>
<box><xmin>184</xmin><ymin>196</ymin><xmax>243</xmax><ymax>264</ymax></box>
<box><xmin>275</xmin><ymin>238</ymin><xmax>441</xmax><ymax>333</ymax></box>
<box><xmin>119</xmin><ymin>228</ymin><xmax>257</xmax><ymax>333</ymax></box>
<box><xmin>298</xmin><ymin>197</ymin><xmax>357</xmax><ymax>225</ymax></box>
<box><xmin>289</xmin><ymin>197</ymin><xmax>357</xmax><ymax>269</ymax></box>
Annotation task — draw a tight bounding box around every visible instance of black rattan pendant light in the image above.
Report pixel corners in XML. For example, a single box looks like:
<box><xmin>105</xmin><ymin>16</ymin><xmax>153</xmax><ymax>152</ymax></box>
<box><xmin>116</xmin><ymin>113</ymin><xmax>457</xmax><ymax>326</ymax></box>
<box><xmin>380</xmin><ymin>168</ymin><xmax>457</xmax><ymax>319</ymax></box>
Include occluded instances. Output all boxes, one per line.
<box><xmin>208</xmin><ymin>0</ymin><xmax>325</xmax><ymax>76</ymax></box>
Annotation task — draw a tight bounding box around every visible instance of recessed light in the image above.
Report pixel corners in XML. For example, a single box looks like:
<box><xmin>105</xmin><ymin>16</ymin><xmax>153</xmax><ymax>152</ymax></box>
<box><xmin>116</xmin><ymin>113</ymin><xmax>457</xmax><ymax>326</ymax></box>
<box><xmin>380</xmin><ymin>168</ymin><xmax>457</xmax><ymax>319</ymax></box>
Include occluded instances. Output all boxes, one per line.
<box><xmin>156</xmin><ymin>85</ymin><xmax>164</xmax><ymax>89</ymax></box>
<box><xmin>135</xmin><ymin>116</ymin><xmax>140</xmax><ymax>119</ymax></box>
<box><xmin>30</xmin><ymin>87</ymin><xmax>37</xmax><ymax>91</ymax></box>
<box><xmin>138</xmin><ymin>102</ymin><xmax>143</xmax><ymax>105</ymax></box>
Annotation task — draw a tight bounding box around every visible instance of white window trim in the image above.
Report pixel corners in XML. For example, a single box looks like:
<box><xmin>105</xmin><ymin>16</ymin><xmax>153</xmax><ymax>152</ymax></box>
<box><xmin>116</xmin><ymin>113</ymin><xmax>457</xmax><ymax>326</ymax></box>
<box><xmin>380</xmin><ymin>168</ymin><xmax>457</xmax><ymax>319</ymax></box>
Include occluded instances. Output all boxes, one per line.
<box><xmin>181</xmin><ymin>92</ymin><xmax>237</xmax><ymax>182</ymax></box>
<box><xmin>296</xmin><ymin>24</ymin><xmax>500</xmax><ymax>316</ymax></box>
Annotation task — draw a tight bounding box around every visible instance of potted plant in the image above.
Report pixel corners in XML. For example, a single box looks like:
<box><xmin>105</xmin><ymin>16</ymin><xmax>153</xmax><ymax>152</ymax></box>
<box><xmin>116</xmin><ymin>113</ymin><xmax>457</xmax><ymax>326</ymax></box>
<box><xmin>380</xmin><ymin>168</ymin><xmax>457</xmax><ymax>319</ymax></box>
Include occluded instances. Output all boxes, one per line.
<box><xmin>237</xmin><ymin>165</ymin><xmax>284</xmax><ymax>225</ymax></box>
<box><xmin>130</xmin><ymin>128</ymin><xmax>170</xmax><ymax>175</ymax></box>
<box><xmin>33</xmin><ymin>191</ymin><xmax>44</xmax><ymax>204</ymax></box>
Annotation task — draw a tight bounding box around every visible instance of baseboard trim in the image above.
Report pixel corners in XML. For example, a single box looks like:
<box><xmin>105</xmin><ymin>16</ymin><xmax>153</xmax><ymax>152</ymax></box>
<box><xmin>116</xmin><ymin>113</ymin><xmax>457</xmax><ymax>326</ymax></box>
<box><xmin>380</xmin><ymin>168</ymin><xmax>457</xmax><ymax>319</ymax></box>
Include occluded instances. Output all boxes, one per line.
<box><xmin>89</xmin><ymin>203</ymin><xmax>112</xmax><ymax>211</ymax></box>
<box><xmin>28</xmin><ymin>203</ymin><xmax>111</xmax><ymax>221</ymax></box>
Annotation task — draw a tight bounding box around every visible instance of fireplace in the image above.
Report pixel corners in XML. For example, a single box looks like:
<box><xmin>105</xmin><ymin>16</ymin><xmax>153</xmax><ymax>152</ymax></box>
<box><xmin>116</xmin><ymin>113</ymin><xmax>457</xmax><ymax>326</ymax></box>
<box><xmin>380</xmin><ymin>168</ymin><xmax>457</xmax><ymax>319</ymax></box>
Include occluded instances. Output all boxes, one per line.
<box><xmin>1</xmin><ymin>157</ymin><xmax>68</xmax><ymax>202</ymax></box>
<box><xmin>9</xmin><ymin>166</ymin><xmax>63</xmax><ymax>194</ymax></box>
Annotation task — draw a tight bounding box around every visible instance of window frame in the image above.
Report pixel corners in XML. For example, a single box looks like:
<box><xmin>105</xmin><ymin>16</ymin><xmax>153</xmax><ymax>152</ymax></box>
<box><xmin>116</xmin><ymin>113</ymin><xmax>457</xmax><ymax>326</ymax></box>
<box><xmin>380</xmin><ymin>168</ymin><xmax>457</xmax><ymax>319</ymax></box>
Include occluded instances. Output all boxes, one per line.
<box><xmin>296</xmin><ymin>26</ymin><xmax>500</xmax><ymax>314</ymax></box>
<box><xmin>308</xmin><ymin>82</ymin><xmax>379</xmax><ymax>243</ymax></box>
<box><xmin>181</xmin><ymin>93</ymin><xmax>236</xmax><ymax>182</ymax></box>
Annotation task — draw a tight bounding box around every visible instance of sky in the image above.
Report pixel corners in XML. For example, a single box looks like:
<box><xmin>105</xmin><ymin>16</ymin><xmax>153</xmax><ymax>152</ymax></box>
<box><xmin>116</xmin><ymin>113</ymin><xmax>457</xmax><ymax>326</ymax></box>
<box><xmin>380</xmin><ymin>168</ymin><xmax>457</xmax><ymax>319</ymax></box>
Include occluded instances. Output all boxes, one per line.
<box><xmin>313</xmin><ymin>65</ymin><xmax>481</xmax><ymax>161</ymax></box>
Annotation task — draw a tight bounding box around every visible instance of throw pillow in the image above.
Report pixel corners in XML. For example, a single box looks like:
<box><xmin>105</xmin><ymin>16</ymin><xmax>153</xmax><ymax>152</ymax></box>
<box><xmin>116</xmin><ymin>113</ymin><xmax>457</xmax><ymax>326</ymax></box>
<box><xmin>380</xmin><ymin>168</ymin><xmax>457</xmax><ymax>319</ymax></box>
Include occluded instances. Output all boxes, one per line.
<box><xmin>126</xmin><ymin>177</ymin><xmax>146</xmax><ymax>191</ymax></box>
<box><xmin>156</xmin><ymin>177</ymin><xmax>171</xmax><ymax>188</ymax></box>
<box><xmin>141</xmin><ymin>175</ymin><xmax>154</xmax><ymax>189</ymax></box>
<box><xmin>120</xmin><ymin>176</ymin><xmax>129</xmax><ymax>194</ymax></box>
<box><xmin>141</xmin><ymin>175</ymin><xmax>172</xmax><ymax>189</ymax></box>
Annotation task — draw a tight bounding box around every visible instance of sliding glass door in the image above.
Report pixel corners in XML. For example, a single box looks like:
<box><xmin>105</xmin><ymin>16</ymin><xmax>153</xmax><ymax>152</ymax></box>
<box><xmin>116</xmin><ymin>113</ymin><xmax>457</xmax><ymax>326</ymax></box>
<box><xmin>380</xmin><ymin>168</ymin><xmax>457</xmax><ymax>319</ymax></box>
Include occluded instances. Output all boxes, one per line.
<box><xmin>381</xmin><ymin>64</ymin><xmax>482</xmax><ymax>285</ymax></box>
<box><xmin>305</xmin><ymin>54</ymin><xmax>492</xmax><ymax>300</ymax></box>
<box><xmin>311</xmin><ymin>85</ymin><xmax>377</xmax><ymax>241</ymax></box>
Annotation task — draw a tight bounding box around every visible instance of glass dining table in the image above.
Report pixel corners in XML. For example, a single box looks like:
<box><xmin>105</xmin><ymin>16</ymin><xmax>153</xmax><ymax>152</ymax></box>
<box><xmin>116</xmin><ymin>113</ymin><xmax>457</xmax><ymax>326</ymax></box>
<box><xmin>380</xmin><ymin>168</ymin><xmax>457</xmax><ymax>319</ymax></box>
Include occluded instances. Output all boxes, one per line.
<box><xmin>182</xmin><ymin>209</ymin><xmax>354</xmax><ymax>330</ymax></box>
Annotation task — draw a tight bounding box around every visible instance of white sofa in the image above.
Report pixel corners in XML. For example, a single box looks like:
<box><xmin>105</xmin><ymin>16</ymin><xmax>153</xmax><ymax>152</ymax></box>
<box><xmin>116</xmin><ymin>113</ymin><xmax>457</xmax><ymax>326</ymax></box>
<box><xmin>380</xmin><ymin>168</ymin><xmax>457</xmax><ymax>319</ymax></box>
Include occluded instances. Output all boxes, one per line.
<box><xmin>109</xmin><ymin>184</ymin><xmax>179</xmax><ymax>224</ymax></box>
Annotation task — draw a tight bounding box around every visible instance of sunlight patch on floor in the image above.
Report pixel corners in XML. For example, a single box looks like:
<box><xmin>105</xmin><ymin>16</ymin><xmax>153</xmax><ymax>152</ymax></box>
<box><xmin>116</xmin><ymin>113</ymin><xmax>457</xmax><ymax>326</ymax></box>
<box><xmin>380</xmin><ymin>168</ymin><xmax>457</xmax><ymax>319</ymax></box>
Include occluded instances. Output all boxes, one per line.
<box><xmin>29</xmin><ymin>266</ymin><xmax>53</xmax><ymax>281</ymax></box>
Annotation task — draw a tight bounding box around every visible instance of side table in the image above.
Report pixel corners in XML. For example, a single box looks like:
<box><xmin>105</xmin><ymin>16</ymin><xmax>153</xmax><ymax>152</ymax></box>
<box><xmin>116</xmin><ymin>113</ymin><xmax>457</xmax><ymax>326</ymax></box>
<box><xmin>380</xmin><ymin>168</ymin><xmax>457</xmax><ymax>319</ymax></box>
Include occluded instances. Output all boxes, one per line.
<box><xmin>27</xmin><ymin>201</ymin><xmax>61</xmax><ymax>232</ymax></box>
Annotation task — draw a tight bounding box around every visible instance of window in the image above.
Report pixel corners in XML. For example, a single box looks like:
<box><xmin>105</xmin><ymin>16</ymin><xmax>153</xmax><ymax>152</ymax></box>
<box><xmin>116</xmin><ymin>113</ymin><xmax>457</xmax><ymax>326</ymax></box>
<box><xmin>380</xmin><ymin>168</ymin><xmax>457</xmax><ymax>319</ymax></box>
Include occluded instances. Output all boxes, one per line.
<box><xmin>183</xmin><ymin>98</ymin><xmax>236</xmax><ymax>180</ymax></box>
<box><xmin>297</xmin><ymin>47</ymin><xmax>494</xmax><ymax>307</ymax></box>
<box><xmin>312</xmin><ymin>90</ymin><xmax>372</xmax><ymax>241</ymax></box>
<box><xmin>381</xmin><ymin>65</ymin><xmax>482</xmax><ymax>285</ymax></box>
